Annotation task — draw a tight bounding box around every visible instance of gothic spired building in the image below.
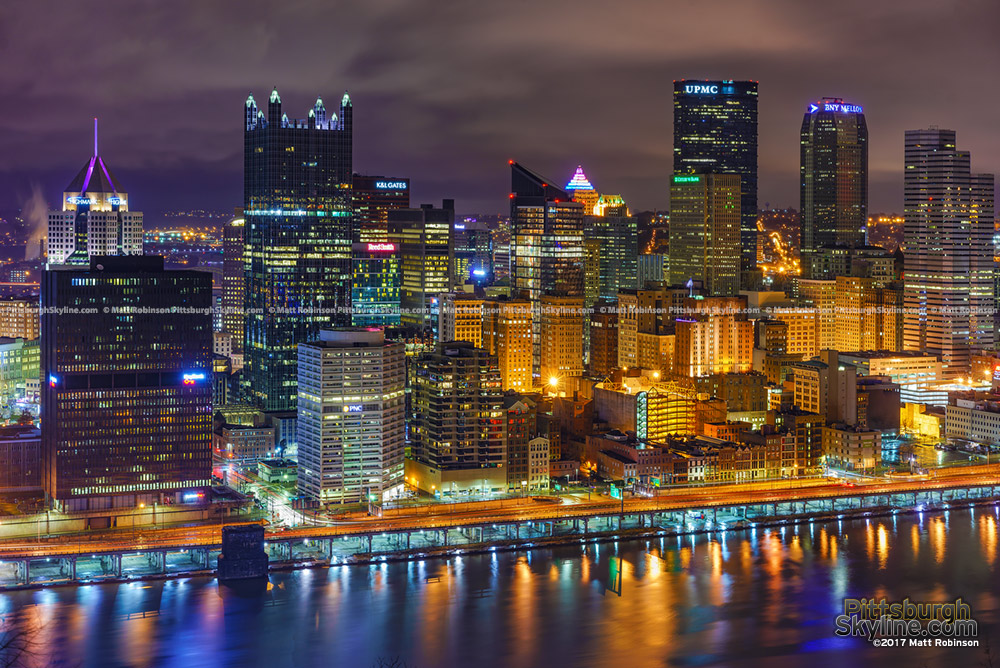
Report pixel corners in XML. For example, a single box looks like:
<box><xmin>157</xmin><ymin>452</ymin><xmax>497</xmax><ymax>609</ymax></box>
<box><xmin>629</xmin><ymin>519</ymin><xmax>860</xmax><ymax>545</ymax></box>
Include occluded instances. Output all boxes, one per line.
<box><xmin>47</xmin><ymin>120</ymin><xmax>143</xmax><ymax>266</ymax></box>
<box><xmin>800</xmin><ymin>98</ymin><xmax>868</xmax><ymax>259</ymax></box>
<box><xmin>673</xmin><ymin>80</ymin><xmax>758</xmax><ymax>272</ymax></box>
<box><xmin>243</xmin><ymin>89</ymin><xmax>353</xmax><ymax>411</ymax></box>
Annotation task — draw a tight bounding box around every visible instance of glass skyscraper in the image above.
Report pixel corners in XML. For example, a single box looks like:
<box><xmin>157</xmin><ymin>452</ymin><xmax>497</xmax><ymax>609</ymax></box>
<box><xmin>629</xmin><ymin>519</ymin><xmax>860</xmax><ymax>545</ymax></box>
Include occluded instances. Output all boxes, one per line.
<box><xmin>800</xmin><ymin>98</ymin><xmax>868</xmax><ymax>262</ymax></box>
<box><xmin>510</xmin><ymin>162</ymin><xmax>585</xmax><ymax>373</ymax></box>
<box><xmin>903</xmin><ymin>128</ymin><xmax>994</xmax><ymax>374</ymax></box>
<box><xmin>243</xmin><ymin>89</ymin><xmax>353</xmax><ymax>411</ymax></box>
<box><xmin>673</xmin><ymin>80</ymin><xmax>758</xmax><ymax>272</ymax></box>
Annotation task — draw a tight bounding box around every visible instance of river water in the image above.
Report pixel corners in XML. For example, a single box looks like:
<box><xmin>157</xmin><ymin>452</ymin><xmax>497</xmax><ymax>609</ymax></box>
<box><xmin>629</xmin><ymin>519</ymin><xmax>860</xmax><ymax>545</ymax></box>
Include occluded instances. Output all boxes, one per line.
<box><xmin>1</xmin><ymin>507</ymin><xmax>998</xmax><ymax>667</ymax></box>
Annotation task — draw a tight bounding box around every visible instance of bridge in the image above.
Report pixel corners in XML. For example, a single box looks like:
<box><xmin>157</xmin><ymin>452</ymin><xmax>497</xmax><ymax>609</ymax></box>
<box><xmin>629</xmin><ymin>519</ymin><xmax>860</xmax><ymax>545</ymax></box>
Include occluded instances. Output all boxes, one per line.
<box><xmin>0</xmin><ymin>468</ymin><xmax>998</xmax><ymax>589</ymax></box>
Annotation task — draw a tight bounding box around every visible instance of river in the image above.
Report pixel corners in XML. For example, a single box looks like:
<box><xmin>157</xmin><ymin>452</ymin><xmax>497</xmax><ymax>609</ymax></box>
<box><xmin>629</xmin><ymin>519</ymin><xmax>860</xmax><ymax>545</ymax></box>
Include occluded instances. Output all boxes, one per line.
<box><xmin>1</xmin><ymin>506</ymin><xmax>998</xmax><ymax>667</ymax></box>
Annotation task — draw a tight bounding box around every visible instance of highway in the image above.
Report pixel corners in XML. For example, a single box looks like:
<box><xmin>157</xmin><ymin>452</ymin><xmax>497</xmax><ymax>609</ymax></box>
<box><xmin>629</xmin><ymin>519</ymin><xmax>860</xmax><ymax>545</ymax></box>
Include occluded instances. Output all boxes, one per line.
<box><xmin>1</xmin><ymin>464</ymin><xmax>997</xmax><ymax>559</ymax></box>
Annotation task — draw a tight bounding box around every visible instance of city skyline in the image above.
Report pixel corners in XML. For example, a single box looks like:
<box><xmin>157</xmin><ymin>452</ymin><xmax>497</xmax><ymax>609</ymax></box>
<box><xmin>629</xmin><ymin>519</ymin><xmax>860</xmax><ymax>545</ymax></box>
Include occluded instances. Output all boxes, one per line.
<box><xmin>2</xmin><ymin>1</ymin><xmax>999</xmax><ymax>218</ymax></box>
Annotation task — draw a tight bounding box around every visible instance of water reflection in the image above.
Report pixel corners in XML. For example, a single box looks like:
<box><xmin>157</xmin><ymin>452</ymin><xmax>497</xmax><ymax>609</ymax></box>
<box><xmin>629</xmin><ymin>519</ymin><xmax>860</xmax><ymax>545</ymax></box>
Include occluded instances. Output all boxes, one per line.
<box><xmin>0</xmin><ymin>508</ymin><xmax>997</xmax><ymax>667</ymax></box>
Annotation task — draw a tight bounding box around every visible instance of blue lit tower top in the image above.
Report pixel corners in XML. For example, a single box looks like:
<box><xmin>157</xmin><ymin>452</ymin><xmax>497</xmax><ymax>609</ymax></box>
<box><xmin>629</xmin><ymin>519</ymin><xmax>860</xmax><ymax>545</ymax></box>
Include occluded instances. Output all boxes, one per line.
<box><xmin>800</xmin><ymin>97</ymin><xmax>868</xmax><ymax>254</ymax></box>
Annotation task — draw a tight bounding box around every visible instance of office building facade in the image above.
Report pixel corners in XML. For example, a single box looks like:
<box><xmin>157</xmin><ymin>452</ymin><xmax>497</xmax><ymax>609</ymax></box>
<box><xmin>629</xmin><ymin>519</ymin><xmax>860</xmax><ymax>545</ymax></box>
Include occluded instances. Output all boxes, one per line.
<box><xmin>350</xmin><ymin>242</ymin><xmax>401</xmax><ymax>327</ymax></box>
<box><xmin>673</xmin><ymin>80</ymin><xmax>758</xmax><ymax>270</ymax></box>
<box><xmin>243</xmin><ymin>89</ymin><xmax>353</xmax><ymax>411</ymax></box>
<box><xmin>510</xmin><ymin>162</ymin><xmax>585</xmax><ymax>372</ymax></box>
<box><xmin>297</xmin><ymin>329</ymin><xmax>405</xmax><ymax>504</ymax></box>
<box><xmin>668</xmin><ymin>174</ymin><xmax>742</xmax><ymax>294</ymax></box>
<box><xmin>407</xmin><ymin>342</ymin><xmax>506</xmax><ymax>495</ymax></box>
<box><xmin>390</xmin><ymin>201</ymin><xmax>454</xmax><ymax>331</ymax></box>
<box><xmin>352</xmin><ymin>174</ymin><xmax>410</xmax><ymax>243</ymax></box>
<box><xmin>800</xmin><ymin>98</ymin><xmax>868</xmax><ymax>261</ymax></box>
<box><xmin>903</xmin><ymin>129</ymin><xmax>995</xmax><ymax>373</ymax></box>
<box><xmin>222</xmin><ymin>212</ymin><xmax>244</xmax><ymax>353</ymax></box>
<box><xmin>41</xmin><ymin>256</ymin><xmax>213</xmax><ymax>510</ymax></box>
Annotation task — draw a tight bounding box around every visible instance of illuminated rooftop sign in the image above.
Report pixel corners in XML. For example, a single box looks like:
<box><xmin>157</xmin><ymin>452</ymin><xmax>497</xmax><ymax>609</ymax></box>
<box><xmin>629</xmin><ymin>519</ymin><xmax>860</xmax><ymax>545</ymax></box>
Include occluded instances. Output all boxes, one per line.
<box><xmin>672</xmin><ymin>175</ymin><xmax>701</xmax><ymax>183</ymax></box>
<box><xmin>565</xmin><ymin>166</ymin><xmax>594</xmax><ymax>191</ymax></box>
<box><xmin>182</xmin><ymin>372</ymin><xmax>206</xmax><ymax>385</ymax></box>
<box><xmin>66</xmin><ymin>196</ymin><xmax>93</xmax><ymax>205</ymax></box>
<box><xmin>107</xmin><ymin>196</ymin><xmax>123</xmax><ymax>205</ymax></box>
<box><xmin>809</xmin><ymin>102</ymin><xmax>863</xmax><ymax>114</ymax></box>
<box><xmin>684</xmin><ymin>84</ymin><xmax>718</xmax><ymax>94</ymax></box>
<box><xmin>375</xmin><ymin>180</ymin><xmax>407</xmax><ymax>190</ymax></box>
<box><xmin>366</xmin><ymin>242</ymin><xmax>396</xmax><ymax>252</ymax></box>
<box><xmin>345</xmin><ymin>404</ymin><xmax>364</xmax><ymax>412</ymax></box>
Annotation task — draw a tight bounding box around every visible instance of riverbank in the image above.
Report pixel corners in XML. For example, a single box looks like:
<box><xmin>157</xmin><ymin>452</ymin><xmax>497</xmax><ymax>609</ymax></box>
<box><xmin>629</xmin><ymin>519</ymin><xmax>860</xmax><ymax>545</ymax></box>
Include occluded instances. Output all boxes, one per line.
<box><xmin>1</xmin><ymin>492</ymin><xmax>996</xmax><ymax>591</ymax></box>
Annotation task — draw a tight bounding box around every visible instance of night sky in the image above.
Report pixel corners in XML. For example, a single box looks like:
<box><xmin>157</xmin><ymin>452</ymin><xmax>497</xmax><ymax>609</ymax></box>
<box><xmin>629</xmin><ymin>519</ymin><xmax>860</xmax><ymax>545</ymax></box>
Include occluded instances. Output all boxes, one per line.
<box><xmin>2</xmin><ymin>0</ymin><xmax>998</xmax><ymax>219</ymax></box>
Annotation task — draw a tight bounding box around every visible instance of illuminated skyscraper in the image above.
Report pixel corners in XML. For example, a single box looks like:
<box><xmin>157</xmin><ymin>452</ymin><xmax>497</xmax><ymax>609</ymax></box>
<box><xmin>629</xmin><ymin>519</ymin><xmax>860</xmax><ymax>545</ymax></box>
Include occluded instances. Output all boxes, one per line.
<box><xmin>407</xmin><ymin>342</ymin><xmax>505</xmax><ymax>495</ymax></box>
<box><xmin>539</xmin><ymin>295</ymin><xmax>585</xmax><ymax>384</ymax></box>
<box><xmin>673</xmin><ymin>80</ymin><xmax>758</xmax><ymax>271</ymax></box>
<box><xmin>510</xmin><ymin>162</ymin><xmax>584</xmax><ymax>372</ymax></box>
<box><xmin>243</xmin><ymin>89</ymin><xmax>353</xmax><ymax>411</ymax></box>
<box><xmin>222</xmin><ymin>211</ymin><xmax>244</xmax><ymax>353</ymax></box>
<box><xmin>297</xmin><ymin>329</ymin><xmax>405</xmax><ymax>504</ymax></box>
<box><xmin>565</xmin><ymin>165</ymin><xmax>599</xmax><ymax>215</ymax></box>
<box><xmin>800</xmin><ymin>98</ymin><xmax>868</xmax><ymax>269</ymax></box>
<box><xmin>41</xmin><ymin>256</ymin><xmax>213</xmax><ymax>511</ymax></box>
<box><xmin>482</xmin><ymin>297</ymin><xmax>533</xmax><ymax>391</ymax></box>
<box><xmin>903</xmin><ymin>128</ymin><xmax>995</xmax><ymax>373</ymax></box>
<box><xmin>584</xmin><ymin>199</ymin><xmax>639</xmax><ymax>302</ymax></box>
<box><xmin>668</xmin><ymin>174</ymin><xmax>741</xmax><ymax>295</ymax></box>
<box><xmin>352</xmin><ymin>175</ymin><xmax>410</xmax><ymax>243</ymax></box>
<box><xmin>350</xmin><ymin>242</ymin><xmax>401</xmax><ymax>327</ymax></box>
<box><xmin>389</xmin><ymin>201</ymin><xmax>454</xmax><ymax>331</ymax></box>
<box><xmin>47</xmin><ymin>120</ymin><xmax>143</xmax><ymax>265</ymax></box>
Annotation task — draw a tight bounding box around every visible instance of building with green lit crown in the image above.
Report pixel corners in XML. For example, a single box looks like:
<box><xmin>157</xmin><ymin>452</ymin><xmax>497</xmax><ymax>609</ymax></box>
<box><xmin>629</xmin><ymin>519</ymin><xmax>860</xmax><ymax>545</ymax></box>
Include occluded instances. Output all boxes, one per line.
<box><xmin>243</xmin><ymin>88</ymin><xmax>353</xmax><ymax>411</ymax></box>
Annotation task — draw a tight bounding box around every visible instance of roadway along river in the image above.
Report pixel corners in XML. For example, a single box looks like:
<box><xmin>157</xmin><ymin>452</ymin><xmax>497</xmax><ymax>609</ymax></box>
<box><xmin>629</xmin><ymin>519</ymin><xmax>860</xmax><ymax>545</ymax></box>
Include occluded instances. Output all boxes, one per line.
<box><xmin>0</xmin><ymin>506</ymin><xmax>998</xmax><ymax>667</ymax></box>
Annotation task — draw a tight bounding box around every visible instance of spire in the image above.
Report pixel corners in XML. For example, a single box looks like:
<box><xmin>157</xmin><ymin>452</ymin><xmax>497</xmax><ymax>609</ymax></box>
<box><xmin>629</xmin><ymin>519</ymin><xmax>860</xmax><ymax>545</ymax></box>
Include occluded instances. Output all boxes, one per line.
<box><xmin>93</xmin><ymin>118</ymin><xmax>98</xmax><ymax>157</ymax></box>
<box><xmin>270</xmin><ymin>87</ymin><xmax>281</xmax><ymax>104</ymax></box>
<box><xmin>341</xmin><ymin>91</ymin><xmax>351</xmax><ymax>107</ymax></box>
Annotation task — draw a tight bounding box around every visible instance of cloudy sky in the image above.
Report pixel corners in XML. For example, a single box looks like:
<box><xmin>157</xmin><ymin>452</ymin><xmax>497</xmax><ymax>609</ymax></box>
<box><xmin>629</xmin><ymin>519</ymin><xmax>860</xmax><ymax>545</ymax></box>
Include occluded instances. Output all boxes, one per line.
<box><xmin>1</xmin><ymin>0</ymin><xmax>997</xmax><ymax>217</ymax></box>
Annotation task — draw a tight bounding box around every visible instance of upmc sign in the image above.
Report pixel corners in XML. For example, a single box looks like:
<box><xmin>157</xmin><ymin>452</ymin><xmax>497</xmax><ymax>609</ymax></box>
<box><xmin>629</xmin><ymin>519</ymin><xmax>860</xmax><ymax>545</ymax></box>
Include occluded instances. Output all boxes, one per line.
<box><xmin>684</xmin><ymin>84</ymin><xmax>719</xmax><ymax>94</ymax></box>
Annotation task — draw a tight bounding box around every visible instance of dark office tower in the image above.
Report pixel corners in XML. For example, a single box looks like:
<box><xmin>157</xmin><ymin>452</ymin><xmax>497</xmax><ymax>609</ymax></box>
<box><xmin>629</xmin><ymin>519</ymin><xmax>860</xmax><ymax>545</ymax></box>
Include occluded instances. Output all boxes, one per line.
<box><xmin>389</xmin><ymin>201</ymin><xmax>454</xmax><ymax>331</ymax></box>
<box><xmin>673</xmin><ymin>80</ymin><xmax>758</xmax><ymax>271</ymax></box>
<box><xmin>243</xmin><ymin>89</ymin><xmax>353</xmax><ymax>411</ymax></box>
<box><xmin>800</xmin><ymin>98</ymin><xmax>868</xmax><ymax>268</ymax></box>
<box><xmin>903</xmin><ymin>129</ymin><xmax>994</xmax><ymax>374</ymax></box>
<box><xmin>408</xmin><ymin>342</ymin><xmax>505</xmax><ymax>495</ymax></box>
<box><xmin>222</xmin><ymin>210</ymin><xmax>244</xmax><ymax>353</ymax></box>
<box><xmin>352</xmin><ymin>175</ymin><xmax>410</xmax><ymax>243</ymax></box>
<box><xmin>510</xmin><ymin>162</ymin><xmax>585</xmax><ymax>371</ymax></box>
<box><xmin>41</xmin><ymin>256</ymin><xmax>213</xmax><ymax>511</ymax></box>
<box><xmin>588</xmin><ymin>302</ymin><xmax>618</xmax><ymax>378</ymax></box>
